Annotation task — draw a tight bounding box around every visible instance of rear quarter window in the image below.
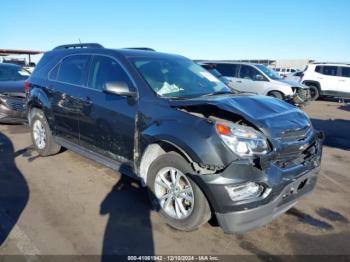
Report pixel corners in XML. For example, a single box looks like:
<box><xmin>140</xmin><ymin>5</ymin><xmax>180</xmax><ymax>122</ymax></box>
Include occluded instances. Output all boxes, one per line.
<box><xmin>49</xmin><ymin>63</ymin><xmax>60</xmax><ymax>80</ymax></box>
<box><xmin>315</xmin><ymin>66</ymin><xmax>322</xmax><ymax>73</ymax></box>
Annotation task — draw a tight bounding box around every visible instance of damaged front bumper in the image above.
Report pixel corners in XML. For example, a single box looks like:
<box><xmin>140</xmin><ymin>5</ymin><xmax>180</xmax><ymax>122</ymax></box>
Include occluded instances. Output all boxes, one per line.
<box><xmin>192</xmin><ymin>130</ymin><xmax>323</xmax><ymax>234</ymax></box>
<box><xmin>215</xmin><ymin>166</ymin><xmax>319</xmax><ymax>233</ymax></box>
<box><xmin>0</xmin><ymin>95</ymin><xmax>27</xmax><ymax>123</ymax></box>
<box><xmin>286</xmin><ymin>87</ymin><xmax>311</xmax><ymax>106</ymax></box>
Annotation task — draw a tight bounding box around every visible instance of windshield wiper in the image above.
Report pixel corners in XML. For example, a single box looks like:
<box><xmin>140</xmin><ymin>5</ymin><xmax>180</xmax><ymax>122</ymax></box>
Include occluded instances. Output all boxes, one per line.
<box><xmin>198</xmin><ymin>91</ymin><xmax>234</xmax><ymax>97</ymax></box>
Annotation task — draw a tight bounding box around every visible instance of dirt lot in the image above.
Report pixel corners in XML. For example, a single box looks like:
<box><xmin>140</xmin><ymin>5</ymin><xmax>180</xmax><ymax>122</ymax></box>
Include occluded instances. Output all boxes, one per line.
<box><xmin>0</xmin><ymin>100</ymin><xmax>350</xmax><ymax>259</ymax></box>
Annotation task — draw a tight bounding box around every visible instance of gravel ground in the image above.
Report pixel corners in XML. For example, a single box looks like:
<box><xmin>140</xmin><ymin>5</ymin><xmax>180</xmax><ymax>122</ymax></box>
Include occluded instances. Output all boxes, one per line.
<box><xmin>0</xmin><ymin>99</ymin><xmax>349</xmax><ymax>259</ymax></box>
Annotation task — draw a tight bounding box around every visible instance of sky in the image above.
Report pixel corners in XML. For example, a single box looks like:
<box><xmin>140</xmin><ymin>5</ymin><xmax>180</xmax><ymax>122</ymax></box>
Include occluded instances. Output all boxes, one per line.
<box><xmin>1</xmin><ymin>0</ymin><xmax>349</xmax><ymax>62</ymax></box>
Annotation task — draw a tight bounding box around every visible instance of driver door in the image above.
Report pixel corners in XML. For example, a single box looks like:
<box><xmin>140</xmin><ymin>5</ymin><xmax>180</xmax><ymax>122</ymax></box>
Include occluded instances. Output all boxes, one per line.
<box><xmin>78</xmin><ymin>55</ymin><xmax>137</xmax><ymax>162</ymax></box>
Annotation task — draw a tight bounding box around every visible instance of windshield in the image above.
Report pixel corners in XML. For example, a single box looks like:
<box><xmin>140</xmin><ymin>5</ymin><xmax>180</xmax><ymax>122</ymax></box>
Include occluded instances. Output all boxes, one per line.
<box><xmin>255</xmin><ymin>64</ymin><xmax>282</xmax><ymax>80</ymax></box>
<box><xmin>132</xmin><ymin>57</ymin><xmax>231</xmax><ymax>99</ymax></box>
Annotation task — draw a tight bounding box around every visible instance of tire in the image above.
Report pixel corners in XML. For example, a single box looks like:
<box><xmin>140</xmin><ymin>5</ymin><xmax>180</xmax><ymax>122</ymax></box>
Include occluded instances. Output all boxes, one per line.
<box><xmin>268</xmin><ymin>91</ymin><xmax>283</xmax><ymax>100</ymax></box>
<box><xmin>147</xmin><ymin>152</ymin><xmax>211</xmax><ymax>231</ymax></box>
<box><xmin>30</xmin><ymin>109</ymin><xmax>61</xmax><ymax>156</ymax></box>
<box><xmin>308</xmin><ymin>85</ymin><xmax>320</xmax><ymax>101</ymax></box>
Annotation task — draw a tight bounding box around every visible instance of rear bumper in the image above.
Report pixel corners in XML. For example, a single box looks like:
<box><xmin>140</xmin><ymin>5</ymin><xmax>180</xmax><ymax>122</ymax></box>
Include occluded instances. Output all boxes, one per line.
<box><xmin>215</xmin><ymin>167</ymin><xmax>319</xmax><ymax>233</ymax></box>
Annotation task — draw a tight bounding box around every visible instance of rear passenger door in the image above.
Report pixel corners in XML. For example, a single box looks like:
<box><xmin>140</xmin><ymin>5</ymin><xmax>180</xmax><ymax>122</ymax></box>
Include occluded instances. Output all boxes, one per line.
<box><xmin>78</xmin><ymin>55</ymin><xmax>137</xmax><ymax>162</ymax></box>
<box><xmin>49</xmin><ymin>54</ymin><xmax>91</xmax><ymax>145</ymax></box>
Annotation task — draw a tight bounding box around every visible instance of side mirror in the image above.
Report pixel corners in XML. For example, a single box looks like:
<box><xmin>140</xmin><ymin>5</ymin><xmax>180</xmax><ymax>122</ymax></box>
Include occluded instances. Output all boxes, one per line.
<box><xmin>103</xmin><ymin>82</ymin><xmax>136</xmax><ymax>98</ymax></box>
<box><xmin>254</xmin><ymin>74</ymin><xmax>265</xmax><ymax>81</ymax></box>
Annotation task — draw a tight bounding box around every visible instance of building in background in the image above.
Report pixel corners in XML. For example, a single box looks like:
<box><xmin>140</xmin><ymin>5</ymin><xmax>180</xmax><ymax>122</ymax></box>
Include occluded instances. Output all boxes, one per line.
<box><xmin>234</xmin><ymin>59</ymin><xmax>314</xmax><ymax>70</ymax></box>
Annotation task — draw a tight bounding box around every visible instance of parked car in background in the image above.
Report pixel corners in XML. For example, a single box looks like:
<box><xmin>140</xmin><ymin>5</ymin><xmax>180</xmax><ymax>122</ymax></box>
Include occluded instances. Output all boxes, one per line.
<box><xmin>274</xmin><ymin>68</ymin><xmax>298</xmax><ymax>78</ymax></box>
<box><xmin>284</xmin><ymin>71</ymin><xmax>303</xmax><ymax>82</ymax></box>
<box><xmin>0</xmin><ymin>63</ymin><xmax>29</xmax><ymax>123</ymax></box>
<box><xmin>26</xmin><ymin>43</ymin><xmax>323</xmax><ymax>234</ymax></box>
<box><xmin>199</xmin><ymin>63</ymin><xmax>236</xmax><ymax>89</ymax></box>
<box><xmin>201</xmin><ymin>62</ymin><xmax>310</xmax><ymax>106</ymax></box>
<box><xmin>301</xmin><ymin>63</ymin><xmax>350</xmax><ymax>100</ymax></box>
<box><xmin>2</xmin><ymin>58</ymin><xmax>36</xmax><ymax>73</ymax></box>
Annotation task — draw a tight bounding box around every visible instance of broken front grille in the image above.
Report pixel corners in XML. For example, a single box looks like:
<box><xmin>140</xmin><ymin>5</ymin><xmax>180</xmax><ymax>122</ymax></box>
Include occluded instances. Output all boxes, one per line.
<box><xmin>4</xmin><ymin>97</ymin><xmax>26</xmax><ymax>112</ymax></box>
<box><xmin>272</xmin><ymin>125</ymin><xmax>321</xmax><ymax>169</ymax></box>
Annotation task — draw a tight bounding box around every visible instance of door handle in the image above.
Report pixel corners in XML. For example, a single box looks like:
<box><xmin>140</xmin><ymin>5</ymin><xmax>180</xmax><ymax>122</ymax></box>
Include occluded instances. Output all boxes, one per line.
<box><xmin>339</xmin><ymin>80</ymin><xmax>346</xmax><ymax>82</ymax></box>
<box><xmin>236</xmin><ymin>80</ymin><xmax>242</xmax><ymax>83</ymax></box>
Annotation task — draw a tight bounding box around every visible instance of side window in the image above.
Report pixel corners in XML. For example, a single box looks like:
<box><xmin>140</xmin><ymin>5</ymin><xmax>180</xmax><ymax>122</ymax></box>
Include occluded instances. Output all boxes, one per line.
<box><xmin>295</xmin><ymin>72</ymin><xmax>302</xmax><ymax>77</ymax></box>
<box><xmin>315</xmin><ymin>66</ymin><xmax>322</xmax><ymax>73</ymax></box>
<box><xmin>239</xmin><ymin>65</ymin><xmax>260</xmax><ymax>80</ymax></box>
<box><xmin>57</xmin><ymin>55</ymin><xmax>90</xmax><ymax>85</ymax></box>
<box><xmin>88</xmin><ymin>55</ymin><xmax>132</xmax><ymax>91</ymax></box>
<box><xmin>322</xmin><ymin>66</ymin><xmax>338</xmax><ymax>76</ymax></box>
<box><xmin>340</xmin><ymin>67</ymin><xmax>350</xmax><ymax>78</ymax></box>
<box><xmin>215</xmin><ymin>64</ymin><xmax>236</xmax><ymax>77</ymax></box>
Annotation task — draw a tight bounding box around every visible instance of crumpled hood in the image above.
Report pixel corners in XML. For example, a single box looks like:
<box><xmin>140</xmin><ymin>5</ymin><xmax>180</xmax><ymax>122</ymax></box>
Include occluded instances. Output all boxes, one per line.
<box><xmin>170</xmin><ymin>95</ymin><xmax>311</xmax><ymax>138</ymax></box>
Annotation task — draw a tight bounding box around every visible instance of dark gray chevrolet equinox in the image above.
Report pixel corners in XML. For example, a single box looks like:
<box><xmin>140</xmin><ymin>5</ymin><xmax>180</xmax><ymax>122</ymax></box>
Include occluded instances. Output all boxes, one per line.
<box><xmin>26</xmin><ymin>43</ymin><xmax>323</xmax><ymax>233</ymax></box>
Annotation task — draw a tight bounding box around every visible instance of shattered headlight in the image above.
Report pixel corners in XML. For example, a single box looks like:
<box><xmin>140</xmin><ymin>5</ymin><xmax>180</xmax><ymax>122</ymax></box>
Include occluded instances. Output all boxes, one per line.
<box><xmin>216</xmin><ymin>122</ymin><xmax>270</xmax><ymax>157</ymax></box>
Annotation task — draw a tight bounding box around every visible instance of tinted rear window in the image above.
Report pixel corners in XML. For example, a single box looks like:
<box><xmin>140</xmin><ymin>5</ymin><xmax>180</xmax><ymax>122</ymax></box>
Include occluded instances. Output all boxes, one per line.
<box><xmin>57</xmin><ymin>55</ymin><xmax>90</xmax><ymax>85</ymax></box>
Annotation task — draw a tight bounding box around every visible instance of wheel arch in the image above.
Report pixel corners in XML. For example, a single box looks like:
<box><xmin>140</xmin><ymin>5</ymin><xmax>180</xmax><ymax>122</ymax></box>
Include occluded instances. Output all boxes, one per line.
<box><xmin>138</xmin><ymin>141</ymin><xmax>195</xmax><ymax>186</ymax></box>
<box><xmin>303</xmin><ymin>80</ymin><xmax>321</xmax><ymax>91</ymax></box>
<box><xmin>27</xmin><ymin>88</ymin><xmax>51</xmax><ymax>126</ymax></box>
<box><xmin>267</xmin><ymin>90</ymin><xmax>285</xmax><ymax>98</ymax></box>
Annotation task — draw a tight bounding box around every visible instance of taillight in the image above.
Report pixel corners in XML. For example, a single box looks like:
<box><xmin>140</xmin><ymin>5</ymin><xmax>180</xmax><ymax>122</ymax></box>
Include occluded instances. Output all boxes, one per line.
<box><xmin>24</xmin><ymin>80</ymin><xmax>30</xmax><ymax>93</ymax></box>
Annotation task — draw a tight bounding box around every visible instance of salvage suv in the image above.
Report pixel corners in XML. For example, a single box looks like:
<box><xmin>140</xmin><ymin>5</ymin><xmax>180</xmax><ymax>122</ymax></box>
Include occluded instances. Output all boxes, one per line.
<box><xmin>26</xmin><ymin>43</ymin><xmax>323</xmax><ymax>233</ymax></box>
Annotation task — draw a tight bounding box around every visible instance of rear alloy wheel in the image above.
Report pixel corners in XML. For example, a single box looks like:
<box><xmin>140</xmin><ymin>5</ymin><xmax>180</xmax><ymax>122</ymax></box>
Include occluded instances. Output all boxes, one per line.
<box><xmin>32</xmin><ymin>119</ymin><xmax>46</xmax><ymax>150</ymax></box>
<box><xmin>30</xmin><ymin>109</ymin><xmax>61</xmax><ymax>156</ymax></box>
<box><xmin>308</xmin><ymin>85</ymin><xmax>320</xmax><ymax>101</ymax></box>
<box><xmin>147</xmin><ymin>152</ymin><xmax>211</xmax><ymax>231</ymax></box>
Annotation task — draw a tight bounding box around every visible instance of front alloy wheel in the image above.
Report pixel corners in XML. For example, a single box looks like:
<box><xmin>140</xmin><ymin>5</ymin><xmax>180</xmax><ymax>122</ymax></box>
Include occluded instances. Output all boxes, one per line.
<box><xmin>154</xmin><ymin>167</ymin><xmax>194</xmax><ymax>220</ymax></box>
<box><xmin>147</xmin><ymin>152</ymin><xmax>211</xmax><ymax>231</ymax></box>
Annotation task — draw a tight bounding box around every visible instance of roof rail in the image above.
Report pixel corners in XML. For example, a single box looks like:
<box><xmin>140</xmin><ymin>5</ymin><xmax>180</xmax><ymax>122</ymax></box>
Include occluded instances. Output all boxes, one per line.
<box><xmin>312</xmin><ymin>62</ymin><xmax>350</xmax><ymax>65</ymax></box>
<box><xmin>53</xmin><ymin>43</ymin><xmax>104</xmax><ymax>50</ymax></box>
<box><xmin>123</xmin><ymin>47</ymin><xmax>155</xmax><ymax>51</ymax></box>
